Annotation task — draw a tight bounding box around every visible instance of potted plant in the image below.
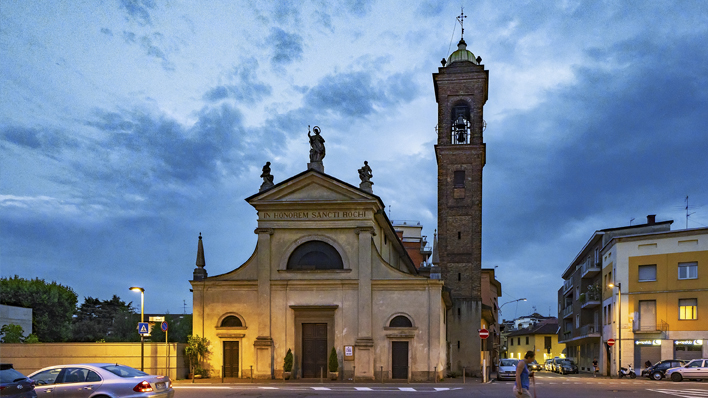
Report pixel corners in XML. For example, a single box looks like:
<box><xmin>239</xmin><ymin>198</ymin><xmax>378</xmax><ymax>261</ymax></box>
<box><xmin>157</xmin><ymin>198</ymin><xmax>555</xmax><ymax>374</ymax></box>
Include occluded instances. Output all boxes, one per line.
<box><xmin>283</xmin><ymin>348</ymin><xmax>293</xmax><ymax>380</ymax></box>
<box><xmin>328</xmin><ymin>347</ymin><xmax>339</xmax><ymax>380</ymax></box>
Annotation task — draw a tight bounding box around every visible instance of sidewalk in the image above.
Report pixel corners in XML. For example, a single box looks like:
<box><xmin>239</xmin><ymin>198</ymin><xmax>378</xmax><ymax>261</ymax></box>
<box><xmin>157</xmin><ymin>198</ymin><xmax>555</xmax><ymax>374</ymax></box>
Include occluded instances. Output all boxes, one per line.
<box><xmin>173</xmin><ymin>376</ymin><xmax>483</xmax><ymax>385</ymax></box>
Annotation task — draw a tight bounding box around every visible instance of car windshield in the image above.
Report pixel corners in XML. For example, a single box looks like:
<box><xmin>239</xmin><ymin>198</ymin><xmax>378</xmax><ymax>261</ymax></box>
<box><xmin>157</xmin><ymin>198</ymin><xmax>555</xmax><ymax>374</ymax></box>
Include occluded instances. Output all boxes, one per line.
<box><xmin>102</xmin><ymin>365</ymin><xmax>148</xmax><ymax>377</ymax></box>
<box><xmin>562</xmin><ymin>360</ymin><xmax>575</xmax><ymax>365</ymax></box>
<box><xmin>0</xmin><ymin>368</ymin><xmax>27</xmax><ymax>383</ymax></box>
<box><xmin>500</xmin><ymin>359</ymin><xmax>518</xmax><ymax>367</ymax></box>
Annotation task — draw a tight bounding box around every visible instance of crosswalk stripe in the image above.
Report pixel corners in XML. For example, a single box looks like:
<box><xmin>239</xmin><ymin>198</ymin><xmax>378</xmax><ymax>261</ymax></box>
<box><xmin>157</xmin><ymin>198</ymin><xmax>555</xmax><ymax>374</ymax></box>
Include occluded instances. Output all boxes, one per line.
<box><xmin>434</xmin><ymin>387</ymin><xmax>450</xmax><ymax>391</ymax></box>
<box><xmin>355</xmin><ymin>387</ymin><xmax>373</xmax><ymax>391</ymax></box>
<box><xmin>648</xmin><ymin>389</ymin><xmax>708</xmax><ymax>398</ymax></box>
<box><xmin>311</xmin><ymin>387</ymin><xmax>331</xmax><ymax>390</ymax></box>
<box><xmin>399</xmin><ymin>387</ymin><xmax>416</xmax><ymax>391</ymax></box>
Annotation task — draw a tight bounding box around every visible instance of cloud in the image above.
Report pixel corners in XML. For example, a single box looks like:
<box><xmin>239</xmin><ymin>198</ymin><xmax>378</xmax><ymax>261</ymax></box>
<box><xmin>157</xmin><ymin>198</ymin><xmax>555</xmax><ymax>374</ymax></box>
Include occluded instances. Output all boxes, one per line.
<box><xmin>203</xmin><ymin>59</ymin><xmax>272</xmax><ymax>103</ymax></box>
<box><xmin>416</xmin><ymin>1</ymin><xmax>445</xmax><ymax>17</ymax></box>
<box><xmin>1</xmin><ymin>126</ymin><xmax>80</xmax><ymax>153</ymax></box>
<box><xmin>100</xmin><ymin>28</ymin><xmax>113</xmax><ymax>36</ymax></box>
<box><xmin>303</xmin><ymin>71</ymin><xmax>420</xmax><ymax>118</ymax></box>
<box><xmin>119</xmin><ymin>0</ymin><xmax>156</xmax><ymax>26</ymax></box>
<box><xmin>267</xmin><ymin>28</ymin><xmax>304</xmax><ymax>66</ymax></box>
<box><xmin>344</xmin><ymin>0</ymin><xmax>373</xmax><ymax>17</ymax></box>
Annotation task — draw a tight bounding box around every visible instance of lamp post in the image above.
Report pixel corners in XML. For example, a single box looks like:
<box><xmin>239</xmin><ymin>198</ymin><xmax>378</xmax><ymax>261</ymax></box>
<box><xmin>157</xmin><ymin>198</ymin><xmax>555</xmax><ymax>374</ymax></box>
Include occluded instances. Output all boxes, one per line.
<box><xmin>498</xmin><ymin>298</ymin><xmax>527</xmax><ymax>360</ymax></box>
<box><xmin>608</xmin><ymin>283</ymin><xmax>621</xmax><ymax>373</ymax></box>
<box><xmin>130</xmin><ymin>287</ymin><xmax>145</xmax><ymax>371</ymax></box>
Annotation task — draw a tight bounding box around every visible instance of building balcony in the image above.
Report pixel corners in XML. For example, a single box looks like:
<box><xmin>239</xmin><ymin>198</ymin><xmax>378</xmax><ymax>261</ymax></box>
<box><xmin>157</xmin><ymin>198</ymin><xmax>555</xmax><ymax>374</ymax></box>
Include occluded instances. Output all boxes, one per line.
<box><xmin>581</xmin><ymin>299</ymin><xmax>600</xmax><ymax>309</ymax></box>
<box><xmin>562</xmin><ymin>305</ymin><xmax>573</xmax><ymax>319</ymax></box>
<box><xmin>633</xmin><ymin>319</ymin><xmax>669</xmax><ymax>335</ymax></box>
<box><xmin>580</xmin><ymin>261</ymin><xmax>601</xmax><ymax>279</ymax></box>
<box><xmin>562</xmin><ymin>279</ymin><xmax>573</xmax><ymax>295</ymax></box>
<box><xmin>577</xmin><ymin>324</ymin><xmax>600</xmax><ymax>338</ymax></box>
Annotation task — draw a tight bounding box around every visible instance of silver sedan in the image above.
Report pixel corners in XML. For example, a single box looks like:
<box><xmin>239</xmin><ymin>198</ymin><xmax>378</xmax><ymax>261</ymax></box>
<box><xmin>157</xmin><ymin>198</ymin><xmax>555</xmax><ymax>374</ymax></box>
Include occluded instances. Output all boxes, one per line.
<box><xmin>28</xmin><ymin>363</ymin><xmax>173</xmax><ymax>397</ymax></box>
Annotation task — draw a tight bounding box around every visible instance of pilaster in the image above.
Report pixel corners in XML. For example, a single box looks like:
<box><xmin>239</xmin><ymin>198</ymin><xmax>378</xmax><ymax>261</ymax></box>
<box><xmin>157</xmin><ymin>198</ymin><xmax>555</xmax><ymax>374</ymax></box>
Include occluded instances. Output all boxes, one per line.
<box><xmin>254</xmin><ymin>227</ymin><xmax>274</xmax><ymax>378</ymax></box>
<box><xmin>355</xmin><ymin>227</ymin><xmax>375</xmax><ymax>379</ymax></box>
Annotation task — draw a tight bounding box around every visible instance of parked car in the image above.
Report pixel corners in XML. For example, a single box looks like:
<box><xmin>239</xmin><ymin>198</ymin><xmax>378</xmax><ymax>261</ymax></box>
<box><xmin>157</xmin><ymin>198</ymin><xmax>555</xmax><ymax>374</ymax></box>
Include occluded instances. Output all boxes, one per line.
<box><xmin>544</xmin><ymin>359</ymin><xmax>553</xmax><ymax>371</ymax></box>
<box><xmin>642</xmin><ymin>359</ymin><xmax>687</xmax><ymax>380</ymax></box>
<box><xmin>552</xmin><ymin>357</ymin><xmax>565</xmax><ymax>373</ymax></box>
<box><xmin>558</xmin><ymin>360</ymin><xmax>579</xmax><ymax>375</ymax></box>
<box><xmin>497</xmin><ymin>359</ymin><xmax>519</xmax><ymax>381</ymax></box>
<box><xmin>528</xmin><ymin>360</ymin><xmax>542</xmax><ymax>372</ymax></box>
<box><xmin>0</xmin><ymin>363</ymin><xmax>37</xmax><ymax>398</ymax></box>
<box><xmin>666</xmin><ymin>359</ymin><xmax>708</xmax><ymax>382</ymax></box>
<box><xmin>28</xmin><ymin>363</ymin><xmax>173</xmax><ymax>397</ymax></box>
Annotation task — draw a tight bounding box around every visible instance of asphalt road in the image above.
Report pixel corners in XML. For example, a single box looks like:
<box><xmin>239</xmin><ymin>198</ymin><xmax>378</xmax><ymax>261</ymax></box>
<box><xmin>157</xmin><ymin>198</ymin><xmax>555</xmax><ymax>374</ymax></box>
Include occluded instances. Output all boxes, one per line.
<box><xmin>171</xmin><ymin>372</ymin><xmax>708</xmax><ymax>397</ymax></box>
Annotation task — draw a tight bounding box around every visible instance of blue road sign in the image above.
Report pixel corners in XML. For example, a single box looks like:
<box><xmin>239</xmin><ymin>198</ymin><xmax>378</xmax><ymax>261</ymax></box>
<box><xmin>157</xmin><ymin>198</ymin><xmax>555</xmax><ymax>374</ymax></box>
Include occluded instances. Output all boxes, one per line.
<box><xmin>161</xmin><ymin>321</ymin><xmax>168</xmax><ymax>332</ymax></box>
<box><xmin>138</xmin><ymin>322</ymin><xmax>149</xmax><ymax>334</ymax></box>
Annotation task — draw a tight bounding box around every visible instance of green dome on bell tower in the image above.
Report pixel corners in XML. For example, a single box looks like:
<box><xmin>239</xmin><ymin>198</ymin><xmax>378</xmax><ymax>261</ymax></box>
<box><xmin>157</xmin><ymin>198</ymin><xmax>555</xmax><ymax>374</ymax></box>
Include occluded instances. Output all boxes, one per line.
<box><xmin>446</xmin><ymin>38</ymin><xmax>480</xmax><ymax>66</ymax></box>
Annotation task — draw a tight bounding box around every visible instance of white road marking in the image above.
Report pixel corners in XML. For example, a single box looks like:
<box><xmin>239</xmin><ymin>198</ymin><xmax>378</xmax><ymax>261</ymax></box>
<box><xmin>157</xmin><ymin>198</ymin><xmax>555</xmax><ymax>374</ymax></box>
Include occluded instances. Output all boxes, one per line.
<box><xmin>647</xmin><ymin>389</ymin><xmax>708</xmax><ymax>398</ymax></box>
<box><xmin>355</xmin><ymin>387</ymin><xmax>373</xmax><ymax>391</ymax></box>
<box><xmin>312</xmin><ymin>387</ymin><xmax>331</xmax><ymax>390</ymax></box>
<box><xmin>399</xmin><ymin>387</ymin><xmax>416</xmax><ymax>391</ymax></box>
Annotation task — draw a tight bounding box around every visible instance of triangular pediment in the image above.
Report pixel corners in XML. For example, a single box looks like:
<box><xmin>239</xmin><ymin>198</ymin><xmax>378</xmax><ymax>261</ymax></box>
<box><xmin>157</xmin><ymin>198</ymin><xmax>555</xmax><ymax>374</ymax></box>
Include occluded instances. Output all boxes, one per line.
<box><xmin>247</xmin><ymin>170</ymin><xmax>378</xmax><ymax>205</ymax></box>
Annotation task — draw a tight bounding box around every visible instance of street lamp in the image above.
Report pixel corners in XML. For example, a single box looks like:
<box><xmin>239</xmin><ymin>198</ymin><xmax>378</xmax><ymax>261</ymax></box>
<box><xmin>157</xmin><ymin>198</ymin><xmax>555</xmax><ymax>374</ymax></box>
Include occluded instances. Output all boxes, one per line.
<box><xmin>130</xmin><ymin>286</ymin><xmax>145</xmax><ymax>371</ymax></box>
<box><xmin>498</xmin><ymin>298</ymin><xmax>527</xmax><ymax>359</ymax></box>
<box><xmin>608</xmin><ymin>283</ymin><xmax>621</xmax><ymax>374</ymax></box>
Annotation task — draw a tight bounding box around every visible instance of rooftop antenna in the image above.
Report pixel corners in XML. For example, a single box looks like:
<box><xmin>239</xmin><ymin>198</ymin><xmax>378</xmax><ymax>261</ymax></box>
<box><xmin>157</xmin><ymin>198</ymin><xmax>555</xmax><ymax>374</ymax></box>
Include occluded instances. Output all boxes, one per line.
<box><xmin>457</xmin><ymin>7</ymin><xmax>467</xmax><ymax>41</ymax></box>
<box><xmin>630</xmin><ymin>217</ymin><xmax>635</xmax><ymax>226</ymax></box>
<box><xmin>389</xmin><ymin>205</ymin><xmax>392</xmax><ymax>219</ymax></box>
<box><xmin>686</xmin><ymin>196</ymin><xmax>695</xmax><ymax>229</ymax></box>
<box><xmin>183</xmin><ymin>300</ymin><xmax>186</xmax><ymax>314</ymax></box>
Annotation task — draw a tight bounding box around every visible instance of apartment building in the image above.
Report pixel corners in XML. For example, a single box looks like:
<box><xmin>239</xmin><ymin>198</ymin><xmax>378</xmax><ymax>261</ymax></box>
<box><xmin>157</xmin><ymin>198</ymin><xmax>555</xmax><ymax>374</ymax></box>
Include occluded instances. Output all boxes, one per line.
<box><xmin>558</xmin><ymin>215</ymin><xmax>672</xmax><ymax>374</ymax></box>
<box><xmin>602</xmin><ymin>227</ymin><xmax>708</xmax><ymax>375</ymax></box>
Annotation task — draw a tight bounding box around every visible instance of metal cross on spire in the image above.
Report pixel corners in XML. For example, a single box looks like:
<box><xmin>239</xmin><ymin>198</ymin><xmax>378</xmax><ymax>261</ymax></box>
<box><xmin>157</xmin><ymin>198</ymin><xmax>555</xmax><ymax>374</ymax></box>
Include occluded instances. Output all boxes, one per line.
<box><xmin>457</xmin><ymin>7</ymin><xmax>467</xmax><ymax>39</ymax></box>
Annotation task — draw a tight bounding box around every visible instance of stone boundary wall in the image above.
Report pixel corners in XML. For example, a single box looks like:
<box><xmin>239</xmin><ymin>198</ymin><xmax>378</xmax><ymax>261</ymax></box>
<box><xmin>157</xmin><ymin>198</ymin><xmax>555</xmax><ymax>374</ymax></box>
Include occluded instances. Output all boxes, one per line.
<box><xmin>0</xmin><ymin>342</ymin><xmax>187</xmax><ymax>380</ymax></box>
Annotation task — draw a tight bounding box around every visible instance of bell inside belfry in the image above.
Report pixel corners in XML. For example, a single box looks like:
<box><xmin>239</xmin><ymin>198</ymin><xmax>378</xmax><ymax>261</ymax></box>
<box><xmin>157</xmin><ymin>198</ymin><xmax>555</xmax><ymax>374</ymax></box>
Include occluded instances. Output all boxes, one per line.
<box><xmin>454</xmin><ymin>115</ymin><xmax>467</xmax><ymax>143</ymax></box>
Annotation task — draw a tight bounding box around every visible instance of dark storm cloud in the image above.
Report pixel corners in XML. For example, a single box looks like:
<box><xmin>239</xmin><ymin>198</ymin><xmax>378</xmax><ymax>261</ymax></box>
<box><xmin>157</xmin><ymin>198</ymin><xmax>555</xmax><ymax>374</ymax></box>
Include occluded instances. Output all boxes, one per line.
<box><xmin>303</xmin><ymin>71</ymin><xmax>420</xmax><ymax>118</ymax></box>
<box><xmin>267</xmin><ymin>28</ymin><xmax>304</xmax><ymax>66</ymax></box>
<box><xmin>203</xmin><ymin>58</ymin><xmax>272</xmax><ymax>103</ymax></box>
<box><xmin>119</xmin><ymin>0</ymin><xmax>155</xmax><ymax>26</ymax></box>
<box><xmin>1</xmin><ymin>126</ymin><xmax>80</xmax><ymax>152</ymax></box>
<box><xmin>483</xmin><ymin>32</ymin><xmax>708</xmax><ymax>262</ymax></box>
<box><xmin>344</xmin><ymin>0</ymin><xmax>373</xmax><ymax>17</ymax></box>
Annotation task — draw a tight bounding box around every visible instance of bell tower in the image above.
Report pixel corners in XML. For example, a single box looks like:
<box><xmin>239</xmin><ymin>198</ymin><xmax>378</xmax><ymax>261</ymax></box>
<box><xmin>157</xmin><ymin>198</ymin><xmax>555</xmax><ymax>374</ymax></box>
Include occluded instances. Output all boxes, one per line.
<box><xmin>433</xmin><ymin>10</ymin><xmax>488</xmax><ymax>376</ymax></box>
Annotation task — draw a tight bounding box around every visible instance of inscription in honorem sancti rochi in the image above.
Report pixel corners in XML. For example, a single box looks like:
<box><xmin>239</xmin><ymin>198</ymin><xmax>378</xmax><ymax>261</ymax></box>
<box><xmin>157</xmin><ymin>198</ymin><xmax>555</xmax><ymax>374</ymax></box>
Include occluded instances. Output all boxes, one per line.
<box><xmin>260</xmin><ymin>210</ymin><xmax>367</xmax><ymax>220</ymax></box>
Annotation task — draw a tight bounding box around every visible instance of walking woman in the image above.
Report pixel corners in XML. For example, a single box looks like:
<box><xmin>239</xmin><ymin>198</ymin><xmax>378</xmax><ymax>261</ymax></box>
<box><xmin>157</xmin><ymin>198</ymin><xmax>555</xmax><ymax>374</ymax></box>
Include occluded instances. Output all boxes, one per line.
<box><xmin>514</xmin><ymin>351</ymin><xmax>535</xmax><ymax>398</ymax></box>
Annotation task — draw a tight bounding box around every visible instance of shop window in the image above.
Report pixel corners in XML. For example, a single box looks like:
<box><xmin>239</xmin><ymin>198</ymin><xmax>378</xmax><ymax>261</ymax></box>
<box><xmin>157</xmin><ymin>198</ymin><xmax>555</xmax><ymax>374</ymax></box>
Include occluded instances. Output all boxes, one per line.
<box><xmin>678</xmin><ymin>262</ymin><xmax>698</xmax><ymax>280</ymax></box>
<box><xmin>638</xmin><ymin>265</ymin><xmax>657</xmax><ymax>282</ymax></box>
<box><xmin>679</xmin><ymin>299</ymin><xmax>698</xmax><ymax>320</ymax></box>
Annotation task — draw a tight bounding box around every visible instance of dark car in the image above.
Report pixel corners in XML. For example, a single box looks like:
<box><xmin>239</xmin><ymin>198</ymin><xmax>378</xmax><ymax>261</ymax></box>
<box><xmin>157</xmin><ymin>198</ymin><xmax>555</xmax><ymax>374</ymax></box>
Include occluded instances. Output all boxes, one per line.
<box><xmin>0</xmin><ymin>364</ymin><xmax>37</xmax><ymax>398</ymax></box>
<box><xmin>559</xmin><ymin>360</ymin><xmax>579</xmax><ymax>375</ymax></box>
<box><xmin>552</xmin><ymin>357</ymin><xmax>565</xmax><ymax>373</ymax></box>
<box><xmin>642</xmin><ymin>359</ymin><xmax>687</xmax><ymax>380</ymax></box>
<box><xmin>528</xmin><ymin>360</ymin><xmax>542</xmax><ymax>372</ymax></box>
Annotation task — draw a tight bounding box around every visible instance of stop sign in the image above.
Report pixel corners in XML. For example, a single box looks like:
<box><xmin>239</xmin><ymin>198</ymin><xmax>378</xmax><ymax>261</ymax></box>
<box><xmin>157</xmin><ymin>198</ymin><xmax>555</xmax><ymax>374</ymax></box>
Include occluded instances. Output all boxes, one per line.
<box><xmin>479</xmin><ymin>328</ymin><xmax>490</xmax><ymax>339</ymax></box>
<box><xmin>607</xmin><ymin>338</ymin><xmax>615</xmax><ymax>346</ymax></box>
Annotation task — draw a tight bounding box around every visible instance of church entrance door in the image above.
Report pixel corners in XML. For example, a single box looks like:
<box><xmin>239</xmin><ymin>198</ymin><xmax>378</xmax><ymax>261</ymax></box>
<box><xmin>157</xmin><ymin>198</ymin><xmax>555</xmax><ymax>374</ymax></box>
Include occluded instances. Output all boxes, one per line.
<box><xmin>302</xmin><ymin>323</ymin><xmax>328</xmax><ymax>378</ymax></box>
<box><xmin>223</xmin><ymin>341</ymin><xmax>239</xmax><ymax>377</ymax></box>
<box><xmin>392</xmin><ymin>341</ymin><xmax>409</xmax><ymax>379</ymax></box>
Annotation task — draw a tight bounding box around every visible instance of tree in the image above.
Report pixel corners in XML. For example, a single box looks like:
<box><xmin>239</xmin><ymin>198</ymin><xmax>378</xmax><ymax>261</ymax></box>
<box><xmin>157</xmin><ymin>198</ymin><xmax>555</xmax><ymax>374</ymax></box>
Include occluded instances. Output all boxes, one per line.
<box><xmin>0</xmin><ymin>276</ymin><xmax>77</xmax><ymax>342</ymax></box>
<box><xmin>185</xmin><ymin>334</ymin><xmax>210</xmax><ymax>376</ymax></box>
<box><xmin>328</xmin><ymin>347</ymin><xmax>338</xmax><ymax>373</ymax></box>
<box><xmin>148</xmin><ymin>313</ymin><xmax>192</xmax><ymax>343</ymax></box>
<box><xmin>72</xmin><ymin>295</ymin><xmax>138</xmax><ymax>342</ymax></box>
<box><xmin>0</xmin><ymin>324</ymin><xmax>25</xmax><ymax>343</ymax></box>
<box><xmin>283</xmin><ymin>348</ymin><xmax>293</xmax><ymax>372</ymax></box>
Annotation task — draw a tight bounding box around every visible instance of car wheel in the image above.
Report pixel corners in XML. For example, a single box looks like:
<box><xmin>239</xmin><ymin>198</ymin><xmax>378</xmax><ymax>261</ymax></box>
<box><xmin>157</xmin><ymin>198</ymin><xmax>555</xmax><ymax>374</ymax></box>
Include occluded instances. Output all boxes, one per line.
<box><xmin>651</xmin><ymin>372</ymin><xmax>663</xmax><ymax>381</ymax></box>
<box><xmin>671</xmin><ymin>372</ymin><xmax>683</xmax><ymax>382</ymax></box>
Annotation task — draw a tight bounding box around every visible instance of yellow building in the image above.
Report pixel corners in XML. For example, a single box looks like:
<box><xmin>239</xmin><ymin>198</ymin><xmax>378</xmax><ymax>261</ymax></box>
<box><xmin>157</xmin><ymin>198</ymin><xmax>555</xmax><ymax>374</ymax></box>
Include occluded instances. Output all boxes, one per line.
<box><xmin>506</xmin><ymin>319</ymin><xmax>564</xmax><ymax>362</ymax></box>
<box><xmin>602</xmin><ymin>227</ymin><xmax>708</xmax><ymax>374</ymax></box>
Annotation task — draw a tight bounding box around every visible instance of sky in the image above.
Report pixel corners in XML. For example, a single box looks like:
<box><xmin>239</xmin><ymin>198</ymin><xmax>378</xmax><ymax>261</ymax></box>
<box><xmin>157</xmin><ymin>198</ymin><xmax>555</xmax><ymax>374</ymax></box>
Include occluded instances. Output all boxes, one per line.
<box><xmin>1</xmin><ymin>0</ymin><xmax>707</xmax><ymax>319</ymax></box>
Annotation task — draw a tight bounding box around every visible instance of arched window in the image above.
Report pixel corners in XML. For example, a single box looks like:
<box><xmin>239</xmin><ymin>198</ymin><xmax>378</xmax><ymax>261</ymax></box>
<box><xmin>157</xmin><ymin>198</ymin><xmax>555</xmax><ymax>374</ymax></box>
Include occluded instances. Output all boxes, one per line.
<box><xmin>220</xmin><ymin>316</ymin><xmax>243</xmax><ymax>327</ymax></box>
<box><xmin>287</xmin><ymin>241</ymin><xmax>343</xmax><ymax>270</ymax></box>
<box><xmin>389</xmin><ymin>315</ymin><xmax>413</xmax><ymax>328</ymax></box>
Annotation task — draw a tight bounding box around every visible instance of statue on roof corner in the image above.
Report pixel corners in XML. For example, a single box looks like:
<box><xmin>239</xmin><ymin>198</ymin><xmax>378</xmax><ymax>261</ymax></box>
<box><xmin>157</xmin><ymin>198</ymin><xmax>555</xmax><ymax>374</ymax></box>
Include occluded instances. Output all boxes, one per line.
<box><xmin>308</xmin><ymin>125</ymin><xmax>325</xmax><ymax>162</ymax></box>
<box><xmin>358</xmin><ymin>161</ymin><xmax>373</xmax><ymax>183</ymax></box>
<box><xmin>259</xmin><ymin>161</ymin><xmax>274</xmax><ymax>192</ymax></box>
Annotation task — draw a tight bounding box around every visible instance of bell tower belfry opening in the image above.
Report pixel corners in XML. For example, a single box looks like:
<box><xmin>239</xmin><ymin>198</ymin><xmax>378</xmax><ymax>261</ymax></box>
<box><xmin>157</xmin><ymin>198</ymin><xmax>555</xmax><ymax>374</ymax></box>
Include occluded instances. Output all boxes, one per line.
<box><xmin>433</xmin><ymin>10</ymin><xmax>489</xmax><ymax>377</ymax></box>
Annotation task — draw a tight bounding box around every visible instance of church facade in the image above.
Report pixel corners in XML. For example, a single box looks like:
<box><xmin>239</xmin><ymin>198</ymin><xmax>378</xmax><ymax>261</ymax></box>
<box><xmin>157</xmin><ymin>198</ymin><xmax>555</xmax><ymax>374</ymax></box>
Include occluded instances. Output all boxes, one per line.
<box><xmin>190</xmin><ymin>18</ymin><xmax>493</xmax><ymax>380</ymax></box>
<box><xmin>190</xmin><ymin>167</ymin><xmax>448</xmax><ymax>380</ymax></box>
